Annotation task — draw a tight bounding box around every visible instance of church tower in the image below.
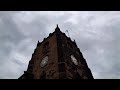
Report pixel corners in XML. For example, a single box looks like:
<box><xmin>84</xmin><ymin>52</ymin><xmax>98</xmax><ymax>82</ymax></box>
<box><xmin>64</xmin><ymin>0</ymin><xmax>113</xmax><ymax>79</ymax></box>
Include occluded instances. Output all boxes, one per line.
<box><xmin>19</xmin><ymin>25</ymin><xmax>94</xmax><ymax>79</ymax></box>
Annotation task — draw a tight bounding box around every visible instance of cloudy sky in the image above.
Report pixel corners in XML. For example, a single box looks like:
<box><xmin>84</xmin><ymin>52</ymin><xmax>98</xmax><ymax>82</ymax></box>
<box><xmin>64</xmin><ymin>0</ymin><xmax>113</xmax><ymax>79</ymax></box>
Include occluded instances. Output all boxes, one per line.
<box><xmin>1</xmin><ymin>11</ymin><xmax>120</xmax><ymax>79</ymax></box>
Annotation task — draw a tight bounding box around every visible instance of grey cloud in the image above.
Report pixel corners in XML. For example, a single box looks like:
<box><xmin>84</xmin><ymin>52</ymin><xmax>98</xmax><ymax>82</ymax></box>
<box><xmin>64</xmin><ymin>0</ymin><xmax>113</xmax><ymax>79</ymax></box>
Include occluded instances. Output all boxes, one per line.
<box><xmin>0</xmin><ymin>12</ymin><xmax>27</xmax><ymax>78</ymax></box>
<box><xmin>0</xmin><ymin>11</ymin><xmax>120</xmax><ymax>79</ymax></box>
<box><xmin>64</xmin><ymin>11</ymin><xmax>120</xmax><ymax>79</ymax></box>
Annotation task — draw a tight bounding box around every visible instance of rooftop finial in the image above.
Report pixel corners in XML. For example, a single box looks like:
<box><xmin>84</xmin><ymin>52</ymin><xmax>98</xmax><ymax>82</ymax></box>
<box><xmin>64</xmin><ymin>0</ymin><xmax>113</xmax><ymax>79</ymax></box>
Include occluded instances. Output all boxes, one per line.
<box><xmin>57</xmin><ymin>24</ymin><xmax>59</xmax><ymax>28</ymax></box>
<box><xmin>66</xmin><ymin>30</ymin><xmax>70</xmax><ymax>37</ymax></box>
<box><xmin>38</xmin><ymin>40</ymin><xmax>39</xmax><ymax>43</ymax></box>
<box><xmin>55</xmin><ymin>24</ymin><xmax>60</xmax><ymax>32</ymax></box>
<box><xmin>37</xmin><ymin>40</ymin><xmax>40</xmax><ymax>47</ymax></box>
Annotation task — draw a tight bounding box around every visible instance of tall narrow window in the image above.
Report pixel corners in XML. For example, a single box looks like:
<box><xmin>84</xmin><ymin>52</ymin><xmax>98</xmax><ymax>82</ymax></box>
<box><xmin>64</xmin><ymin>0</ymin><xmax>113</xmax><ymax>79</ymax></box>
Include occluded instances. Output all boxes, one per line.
<box><xmin>58</xmin><ymin>63</ymin><xmax>65</xmax><ymax>72</ymax></box>
<box><xmin>40</xmin><ymin>71</ymin><xmax>46</xmax><ymax>79</ymax></box>
<box><xmin>59</xmin><ymin>72</ymin><xmax>66</xmax><ymax>79</ymax></box>
<box><xmin>43</xmin><ymin>41</ymin><xmax>49</xmax><ymax>54</ymax></box>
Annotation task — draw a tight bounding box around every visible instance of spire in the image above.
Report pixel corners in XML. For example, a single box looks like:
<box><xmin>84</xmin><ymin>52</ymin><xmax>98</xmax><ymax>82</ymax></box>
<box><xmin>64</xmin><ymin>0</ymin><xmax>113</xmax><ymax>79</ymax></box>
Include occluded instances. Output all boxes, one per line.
<box><xmin>55</xmin><ymin>24</ymin><xmax>60</xmax><ymax>32</ymax></box>
<box><xmin>57</xmin><ymin>24</ymin><xmax>59</xmax><ymax>28</ymax></box>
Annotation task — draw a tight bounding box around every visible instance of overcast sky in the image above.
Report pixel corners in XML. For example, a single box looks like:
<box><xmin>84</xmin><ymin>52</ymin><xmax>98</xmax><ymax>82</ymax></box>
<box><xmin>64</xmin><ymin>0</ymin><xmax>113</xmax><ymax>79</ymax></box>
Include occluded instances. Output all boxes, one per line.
<box><xmin>0</xmin><ymin>11</ymin><xmax>120</xmax><ymax>79</ymax></box>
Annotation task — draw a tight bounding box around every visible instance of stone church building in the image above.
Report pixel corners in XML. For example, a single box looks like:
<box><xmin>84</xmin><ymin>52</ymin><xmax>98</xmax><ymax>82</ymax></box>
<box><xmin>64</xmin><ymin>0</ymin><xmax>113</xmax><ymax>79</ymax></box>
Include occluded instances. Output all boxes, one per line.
<box><xmin>19</xmin><ymin>25</ymin><xmax>94</xmax><ymax>79</ymax></box>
